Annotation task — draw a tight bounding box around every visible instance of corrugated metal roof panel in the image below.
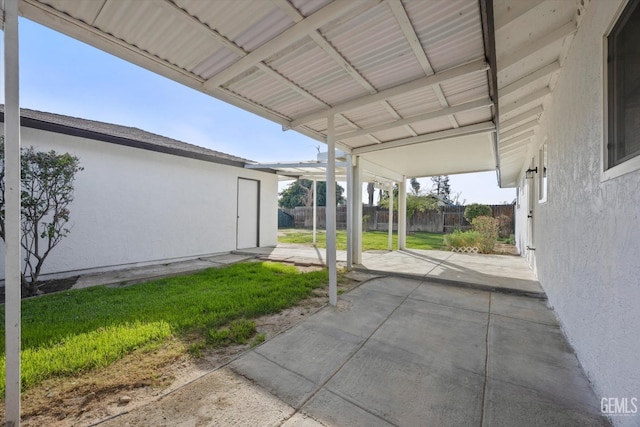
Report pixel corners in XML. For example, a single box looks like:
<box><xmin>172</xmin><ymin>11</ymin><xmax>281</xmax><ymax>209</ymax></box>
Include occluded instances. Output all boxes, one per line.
<box><xmin>40</xmin><ymin>0</ymin><xmax>103</xmax><ymax>25</ymax></box>
<box><xmin>371</xmin><ymin>127</ymin><xmax>414</xmax><ymax>143</ymax></box>
<box><xmin>291</xmin><ymin>0</ymin><xmax>334</xmax><ymax>17</ymax></box>
<box><xmin>235</xmin><ymin>7</ymin><xmax>295</xmax><ymax>52</ymax></box>
<box><xmin>176</xmin><ymin>0</ymin><xmax>293</xmax><ymax>52</ymax></box>
<box><xmin>342</xmin><ymin>103</ymin><xmax>396</xmax><ymax>130</ymax></box>
<box><xmin>454</xmin><ymin>106</ymin><xmax>493</xmax><ymax>127</ymax></box>
<box><xmin>192</xmin><ymin>48</ymin><xmax>240</xmax><ymax>80</ymax></box>
<box><xmin>406</xmin><ymin>0</ymin><xmax>484</xmax><ymax>72</ymax></box>
<box><xmin>92</xmin><ymin>1</ymin><xmax>214</xmax><ymax>72</ymax></box>
<box><xmin>410</xmin><ymin>116</ymin><xmax>454</xmax><ymax>135</ymax></box>
<box><xmin>387</xmin><ymin>87</ymin><xmax>441</xmax><ymax>118</ymax></box>
<box><xmin>304</xmin><ymin>117</ymin><xmax>355</xmax><ymax>138</ymax></box>
<box><xmin>322</xmin><ymin>1</ymin><xmax>424</xmax><ymax>91</ymax></box>
<box><xmin>440</xmin><ymin>72</ymin><xmax>488</xmax><ymax>98</ymax></box>
<box><xmin>266</xmin><ymin>38</ymin><xmax>367</xmax><ymax>107</ymax></box>
<box><xmin>224</xmin><ymin>68</ymin><xmax>312</xmax><ymax>119</ymax></box>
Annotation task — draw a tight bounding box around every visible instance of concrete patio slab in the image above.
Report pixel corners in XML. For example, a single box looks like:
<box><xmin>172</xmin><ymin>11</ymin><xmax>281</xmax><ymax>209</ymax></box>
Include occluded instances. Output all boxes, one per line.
<box><xmin>322</xmin><ymin>341</ymin><xmax>485</xmax><ymax>426</ymax></box>
<box><xmin>101</xmin><ymin>276</ymin><xmax>610</xmax><ymax>426</ymax></box>
<box><xmin>373</xmin><ymin>299</ymin><xmax>488</xmax><ymax>374</ymax></box>
<box><xmin>408</xmin><ymin>280</ymin><xmax>491</xmax><ymax>312</ymax></box>
<box><xmin>301</xmin><ymin>388</ymin><xmax>395</xmax><ymax>427</ymax></box>
<box><xmin>228</xmin><ymin>277</ymin><xmax>606</xmax><ymax>426</ymax></box>
<box><xmin>357</xmin><ymin>248</ymin><xmax>544</xmax><ymax>298</ymax></box>
<box><xmin>427</xmin><ymin>252</ymin><xmax>542</xmax><ymax>296</ymax></box>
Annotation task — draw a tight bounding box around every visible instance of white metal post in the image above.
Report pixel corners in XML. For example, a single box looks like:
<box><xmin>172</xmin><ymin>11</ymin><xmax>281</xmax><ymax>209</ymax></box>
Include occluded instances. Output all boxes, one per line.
<box><xmin>388</xmin><ymin>183</ymin><xmax>393</xmax><ymax>251</ymax></box>
<box><xmin>325</xmin><ymin>115</ymin><xmax>337</xmax><ymax>306</ymax></box>
<box><xmin>398</xmin><ymin>176</ymin><xmax>407</xmax><ymax>250</ymax></box>
<box><xmin>345</xmin><ymin>154</ymin><xmax>353</xmax><ymax>269</ymax></box>
<box><xmin>4</xmin><ymin>0</ymin><xmax>22</xmax><ymax>424</ymax></box>
<box><xmin>353</xmin><ymin>156</ymin><xmax>362</xmax><ymax>264</ymax></box>
<box><xmin>312</xmin><ymin>179</ymin><xmax>317</xmax><ymax>245</ymax></box>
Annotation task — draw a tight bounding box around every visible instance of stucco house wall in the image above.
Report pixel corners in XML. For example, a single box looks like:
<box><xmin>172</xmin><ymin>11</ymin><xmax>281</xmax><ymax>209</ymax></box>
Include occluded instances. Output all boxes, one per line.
<box><xmin>514</xmin><ymin>1</ymin><xmax>640</xmax><ymax>423</ymax></box>
<box><xmin>0</xmin><ymin>110</ymin><xmax>278</xmax><ymax>279</ymax></box>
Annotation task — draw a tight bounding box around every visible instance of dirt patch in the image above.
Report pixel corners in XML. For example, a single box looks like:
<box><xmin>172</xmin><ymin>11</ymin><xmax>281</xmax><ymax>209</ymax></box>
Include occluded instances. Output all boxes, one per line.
<box><xmin>494</xmin><ymin>243</ymin><xmax>519</xmax><ymax>256</ymax></box>
<box><xmin>0</xmin><ymin>276</ymin><xmax>78</xmax><ymax>300</ymax></box>
<box><xmin>3</xmin><ymin>266</ymin><xmax>360</xmax><ymax>427</ymax></box>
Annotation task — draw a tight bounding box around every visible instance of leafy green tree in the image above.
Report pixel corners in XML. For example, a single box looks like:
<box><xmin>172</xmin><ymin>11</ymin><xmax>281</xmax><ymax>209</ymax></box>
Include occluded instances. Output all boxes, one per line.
<box><xmin>379</xmin><ymin>187</ymin><xmax>438</xmax><ymax>216</ymax></box>
<box><xmin>278</xmin><ymin>179</ymin><xmax>345</xmax><ymax>208</ymax></box>
<box><xmin>0</xmin><ymin>141</ymin><xmax>83</xmax><ymax>296</ymax></box>
<box><xmin>463</xmin><ymin>203</ymin><xmax>492</xmax><ymax>223</ymax></box>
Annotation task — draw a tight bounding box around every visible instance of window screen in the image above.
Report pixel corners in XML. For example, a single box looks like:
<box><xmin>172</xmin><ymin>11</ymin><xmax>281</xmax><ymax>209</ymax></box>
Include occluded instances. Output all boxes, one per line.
<box><xmin>608</xmin><ymin>0</ymin><xmax>640</xmax><ymax>168</ymax></box>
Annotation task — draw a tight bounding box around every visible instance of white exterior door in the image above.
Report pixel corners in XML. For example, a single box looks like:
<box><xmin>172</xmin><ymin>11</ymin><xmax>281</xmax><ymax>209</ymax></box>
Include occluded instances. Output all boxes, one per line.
<box><xmin>237</xmin><ymin>178</ymin><xmax>259</xmax><ymax>249</ymax></box>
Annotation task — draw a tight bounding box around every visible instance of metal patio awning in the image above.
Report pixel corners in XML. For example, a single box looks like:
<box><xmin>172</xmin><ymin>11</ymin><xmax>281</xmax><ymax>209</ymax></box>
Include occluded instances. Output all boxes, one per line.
<box><xmin>18</xmin><ymin>0</ymin><xmax>499</xmax><ymax>179</ymax></box>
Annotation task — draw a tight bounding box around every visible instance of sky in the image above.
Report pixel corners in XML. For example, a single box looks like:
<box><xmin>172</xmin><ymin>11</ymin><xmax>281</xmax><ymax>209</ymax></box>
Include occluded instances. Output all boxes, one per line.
<box><xmin>11</xmin><ymin>18</ymin><xmax>515</xmax><ymax>205</ymax></box>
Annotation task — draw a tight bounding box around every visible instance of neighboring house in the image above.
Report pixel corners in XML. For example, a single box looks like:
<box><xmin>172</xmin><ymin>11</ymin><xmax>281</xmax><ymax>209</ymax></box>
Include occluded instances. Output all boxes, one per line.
<box><xmin>503</xmin><ymin>0</ymin><xmax>640</xmax><ymax>421</ymax></box>
<box><xmin>0</xmin><ymin>107</ymin><xmax>278</xmax><ymax>279</ymax></box>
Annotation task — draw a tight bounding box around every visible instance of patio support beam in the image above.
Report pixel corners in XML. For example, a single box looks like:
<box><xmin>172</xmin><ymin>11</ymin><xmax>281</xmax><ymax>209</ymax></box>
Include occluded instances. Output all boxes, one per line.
<box><xmin>336</xmin><ymin>98</ymin><xmax>491</xmax><ymax>141</ymax></box>
<box><xmin>398</xmin><ymin>177</ymin><xmax>407</xmax><ymax>250</ymax></box>
<box><xmin>388</xmin><ymin>183</ymin><xmax>393</xmax><ymax>251</ymax></box>
<box><xmin>500</xmin><ymin>106</ymin><xmax>544</xmax><ymax>131</ymax></box>
<box><xmin>346</xmin><ymin>155</ymin><xmax>353</xmax><ymax>269</ymax></box>
<box><xmin>326</xmin><ymin>114</ymin><xmax>338</xmax><ymax>306</ymax></box>
<box><xmin>352</xmin><ymin>121</ymin><xmax>495</xmax><ymax>155</ymax></box>
<box><xmin>290</xmin><ymin>59</ymin><xmax>489</xmax><ymax>128</ymax></box>
<box><xmin>312</xmin><ymin>179</ymin><xmax>317</xmax><ymax>246</ymax></box>
<box><xmin>498</xmin><ymin>21</ymin><xmax>576</xmax><ymax>72</ymax></box>
<box><xmin>500</xmin><ymin>120</ymin><xmax>539</xmax><ymax>141</ymax></box>
<box><xmin>4</xmin><ymin>0</ymin><xmax>22</xmax><ymax>424</ymax></box>
<box><xmin>499</xmin><ymin>62</ymin><xmax>560</xmax><ymax>100</ymax></box>
<box><xmin>499</xmin><ymin>87</ymin><xmax>551</xmax><ymax>119</ymax></box>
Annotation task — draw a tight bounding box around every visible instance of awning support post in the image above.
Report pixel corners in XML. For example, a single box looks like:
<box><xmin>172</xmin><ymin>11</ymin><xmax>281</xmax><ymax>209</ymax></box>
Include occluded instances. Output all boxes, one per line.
<box><xmin>352</xmin><ymin>156</ymin><xmax>362</xmax><ymax>264</ymax></box>
<box><xmin>388</xmin><ymin>183</ymin><xmax>393</xmax><ymax>251</ymax></box>
<box><xmin>312</xmin><ymin>179</ymin><xmax>317</xmax><ymax>245</ymax></box>
<box><xmin>326</xmin><ymin>114</ymin><xmax>337</xmax><ymax>306</ymax></box>
<box><xmin>345</xmin><ymin>154</ymin><xmax>353</xmax><ymax>269</ymax></box>
<box><xmin>4</xmin><ymin>0</ymin><xmax>22</xmax><ymax>424</ymax></box>
<box><xmin>398</xmin><ymin>176</ymin><xmax>407</xmax><ymax>250</ymax></box>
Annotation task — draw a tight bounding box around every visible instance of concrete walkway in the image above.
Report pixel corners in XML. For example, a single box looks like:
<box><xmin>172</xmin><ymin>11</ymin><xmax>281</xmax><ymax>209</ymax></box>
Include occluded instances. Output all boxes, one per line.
<box><xmin>72</xmin><ymin>253</ymin><xmax>254</xmax><ymax>289</ymax></box>
<box><xmin>235</xmin><ymin>244</ymin><xmax>544</xmax><ymax>298</ymax></box>
<box><xmin>101</xmin><ymin>276</ymin><xmax>609</xmax><ymax>426</ymax></box>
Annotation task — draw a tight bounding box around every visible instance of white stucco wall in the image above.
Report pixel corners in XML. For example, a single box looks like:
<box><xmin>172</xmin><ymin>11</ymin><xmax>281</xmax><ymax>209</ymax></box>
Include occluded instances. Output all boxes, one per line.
<box><xmin>0</xmin><ymin>125</ymin><xmax>278</xmax><ymax>278</ymax></box>
<box><xmin>515</xmin><ymin>1</ymin><xmax>640</xmax><ymax>424</ymax></box>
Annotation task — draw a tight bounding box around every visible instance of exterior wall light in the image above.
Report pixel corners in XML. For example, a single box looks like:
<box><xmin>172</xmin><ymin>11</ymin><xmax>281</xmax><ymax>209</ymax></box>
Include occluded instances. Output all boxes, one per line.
<box><xmin>525</xmin><ymin>167</ymin><xmax>538</xmax><ymax>179</ymax></box>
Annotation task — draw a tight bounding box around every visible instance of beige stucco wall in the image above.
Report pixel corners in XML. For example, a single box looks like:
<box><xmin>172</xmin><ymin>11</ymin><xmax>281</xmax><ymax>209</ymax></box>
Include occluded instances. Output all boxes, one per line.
<box><xmin>0</xmin><ymin>124</ymin><xmax>278</xmax><ymax>278</ymax></box>
<box><xmin>515</xmin><ymin>1</ymin><xmax>640</xmax><ymax>424</ymax></box>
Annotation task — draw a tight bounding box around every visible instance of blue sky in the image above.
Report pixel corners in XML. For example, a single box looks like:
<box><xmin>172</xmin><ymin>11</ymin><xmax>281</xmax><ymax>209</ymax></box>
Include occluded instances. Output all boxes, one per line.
<box><xmin>14</xmin><ymin>18</ymin><xmax>515</xmax><ymax>204</ymax></box>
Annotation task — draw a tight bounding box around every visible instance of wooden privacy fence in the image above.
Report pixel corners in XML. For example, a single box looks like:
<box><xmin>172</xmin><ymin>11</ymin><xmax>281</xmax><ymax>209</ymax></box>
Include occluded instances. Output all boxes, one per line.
<box><xmin>280</xmin><ymin>204</ymin><xmax>515</xmax><ymax>234</ymax></box>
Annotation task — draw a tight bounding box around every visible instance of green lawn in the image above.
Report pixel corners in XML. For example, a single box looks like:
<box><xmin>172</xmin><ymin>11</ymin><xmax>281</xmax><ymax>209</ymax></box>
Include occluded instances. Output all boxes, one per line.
<box><xmin>0</xmin><ymin>262</ymin><xmax>327</xmax><ymax>394</ymax></box>
<box><xmin>279</xmin><ymin>229</ymin><xmax>446</xmax><ymax>251</ymax></box>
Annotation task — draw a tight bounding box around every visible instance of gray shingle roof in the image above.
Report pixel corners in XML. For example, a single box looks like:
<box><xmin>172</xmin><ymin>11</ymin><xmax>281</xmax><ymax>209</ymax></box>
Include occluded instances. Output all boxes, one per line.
<box><xmin>0</xmin><ymin>105</ymin><xmax>254</xmax><ymax>167</ymax></box>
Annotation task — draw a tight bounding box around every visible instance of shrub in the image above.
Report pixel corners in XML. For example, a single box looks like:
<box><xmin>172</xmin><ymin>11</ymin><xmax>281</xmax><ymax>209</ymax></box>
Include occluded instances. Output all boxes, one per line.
<box><xmin>444</xmin><ymin>229</ymin><xmax>482</xmax><ymax>249</ymax></box>
<box><xmin>464</xmin><ymin>203</ymin><xmax>492</xmax><ymax>224</ymax></box>
<box><xmin>496</xmin><ymin>215</ymin><xmax>512</xmax><ymax>238</ymax></box>
<box><xmin>471</xmin><ymin>216</ymin><xmax>498</xmax><ymax>254</ymax></box>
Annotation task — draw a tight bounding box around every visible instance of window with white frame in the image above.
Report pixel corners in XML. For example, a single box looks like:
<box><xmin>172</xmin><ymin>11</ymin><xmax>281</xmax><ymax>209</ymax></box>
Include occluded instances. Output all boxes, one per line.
<box><xmin>538</xmin><ymin>143</ymin><xmax>547</xmax><ymax>203</ymax></box>
<box><xmin>606</xmin><ymin>0</ymin><xmax>640</xmax><ymax>171</ymax></box>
